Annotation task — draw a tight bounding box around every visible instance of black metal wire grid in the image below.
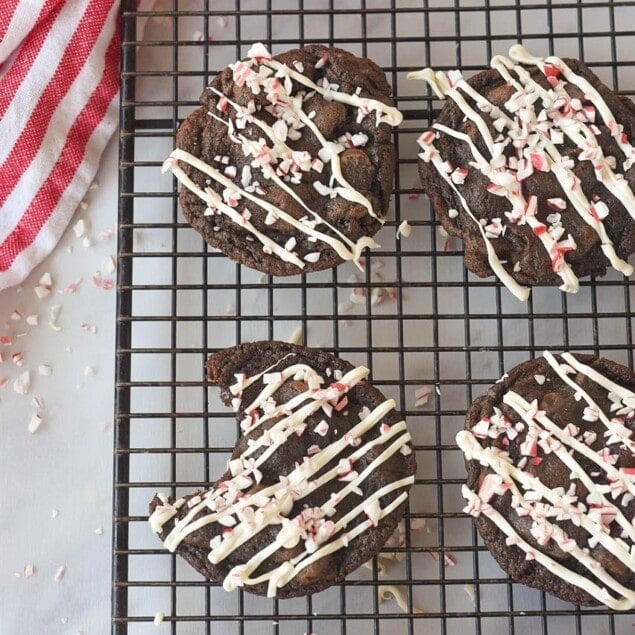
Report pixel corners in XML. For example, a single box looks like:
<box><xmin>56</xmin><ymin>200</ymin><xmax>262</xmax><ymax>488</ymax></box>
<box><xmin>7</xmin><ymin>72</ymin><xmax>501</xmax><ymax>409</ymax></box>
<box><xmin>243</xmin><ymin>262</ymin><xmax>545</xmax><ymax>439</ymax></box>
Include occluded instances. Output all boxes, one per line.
<box><xmin>113</xmin><ymin>1</ymin><xmax>635</xmax><ymax>633</ymax></box>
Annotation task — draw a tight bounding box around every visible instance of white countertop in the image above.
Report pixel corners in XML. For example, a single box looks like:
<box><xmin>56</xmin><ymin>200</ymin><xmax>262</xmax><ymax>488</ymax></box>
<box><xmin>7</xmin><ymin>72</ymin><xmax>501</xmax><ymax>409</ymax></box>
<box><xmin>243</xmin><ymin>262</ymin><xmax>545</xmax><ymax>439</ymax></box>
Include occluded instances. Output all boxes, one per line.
<box><xmin>0</xmin><ymin>135</ymin><xmax>118</xmax><ymax>634</ymax></box>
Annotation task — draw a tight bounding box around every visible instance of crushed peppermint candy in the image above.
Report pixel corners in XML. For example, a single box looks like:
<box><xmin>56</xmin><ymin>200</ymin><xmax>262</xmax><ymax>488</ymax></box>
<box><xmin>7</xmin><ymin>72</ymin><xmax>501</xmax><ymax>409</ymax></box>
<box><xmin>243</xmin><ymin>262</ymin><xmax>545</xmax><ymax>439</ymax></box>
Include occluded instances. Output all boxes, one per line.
<box><xmin>287</xmin><ymin>326</ymin><xmax>302</xmax><ymax>345</ymax></box>
<box><xmin>13</xmin><ymin>371</ymin><xmax>31</xmax><ymax>395</ymax></box>
<box><xmin>73</xmin><ymin>219</ymin><xmax>88</xmax><ymax>237</ymax></box>
<box><xmin>34</xmin><ymin>272</ymin><xmax>53</xmax><ymax>298</ymax></box>
<box><xmin>396</xmin><ymin>220</ymin><xmax>412</xmax><ymax>239</ymax></box>
<box><xmin>27</xmin><ymin>413</ymin><xmax>43</xmax><ymax>434</ymax></box>
<box><xmin>414</xmin><ymin>386</ymin><xmax>432</xmax><ymax>408</ymax></box>
<box><xmin>22</xmin><ymin>564</ymin><xmax>37</xmax><ymax>577</ymax></box>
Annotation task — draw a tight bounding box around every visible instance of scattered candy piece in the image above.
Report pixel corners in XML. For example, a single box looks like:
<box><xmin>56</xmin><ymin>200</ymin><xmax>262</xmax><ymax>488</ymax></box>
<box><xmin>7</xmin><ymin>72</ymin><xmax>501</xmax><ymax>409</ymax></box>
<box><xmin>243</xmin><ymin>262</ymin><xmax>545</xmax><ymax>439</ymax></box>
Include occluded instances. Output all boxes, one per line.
<box><xmin>27</xmin><ymin>413</ymin><xmax>43</xmax><ymax>434</ymax></box>
<box><xmin>34</xmin><ymin>272</ymin><xmax>53</xmax><ymax>298</ymax></box>
<box><xmin>73</xmin><ymin>219</ymin><xmax>87</xmax><ymax>238</ymax></box>
<box><xmin>288</xmin><ymin>326</ymin><xmax>302</xmax><ymax>345</ymax></box>
<box><xmin>53</xmin><ymin>565</ymin><xmax>66</xmax><ymax>582</ymax></box>
<box><xmin>95</xmin><ymin>527</ymin><xmax>103</xmax><ymax>536</ymax></box>
<box><xmin>13</xmin><ymin>371</ymin><xmax>31</xmax><ymax>395</ymax></box>
<box><xmin>396</xmin><ymin>220</ymin><xmax>412</xmax><ymax>239</ymax></box>
<box><xmin>414</xmin><ymin>386</ymin><xmax>432</xmax><ymax>408</ymax></box>
<box><xmin>38</xmin><ymin>364</ymin><xmax>52</xmax><ymax>376</ymax></box>
<box><xmin>51</xmin><ymin>509</ymin><xmax>59</xmax><ymax>519</ymax></box>
<box><xmin>102</xmin><ymin>256</ymin><xmax>116</xmax><ymax>274</ymax></box>
<box><xmin>26</xmin><ymin>314</ymin><xmax>38</xmax><ymax>326</ymax></box>
<box><xmin>84</xmin><ymin>366</ymin><xmax>96</xmax><ymax>377</ymax></box>
<box><xmin>23</xmin><ymin>564</ymin><xmax>36</xmax><ymax>577</ymax></box>
<box><xmin>63</xmin><ymin>278</ymin><xmax>82</xmax><ymax>294</ymax></box>
<box><xmin>154</xmin><ymin>611</ymin><xmax>165</xmax><ymax>626</ymax></box>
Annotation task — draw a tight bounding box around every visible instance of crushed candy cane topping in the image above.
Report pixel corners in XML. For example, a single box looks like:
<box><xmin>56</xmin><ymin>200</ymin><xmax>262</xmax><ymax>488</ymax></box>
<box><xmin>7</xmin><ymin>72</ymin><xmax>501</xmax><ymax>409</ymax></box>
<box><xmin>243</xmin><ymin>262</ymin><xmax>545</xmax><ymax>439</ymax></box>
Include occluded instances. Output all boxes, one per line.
<box><xmin>149</xmin><ymin>352</ymin><xmax>413</xmax><ymax>597</ymax></box>
<box><xmin>456</xmin><ymin>351</ymin><xmax>635</xmax><ymax>611</ymax></box>
<box><xmin>409</xmin><ymin>45</ymin><xmax>635</xmax><ymax>301</ymax></box>
<box><xmin>164</xmin><ymin>42</ymin><xmax>402</xmax><ymax>272</ymax></box>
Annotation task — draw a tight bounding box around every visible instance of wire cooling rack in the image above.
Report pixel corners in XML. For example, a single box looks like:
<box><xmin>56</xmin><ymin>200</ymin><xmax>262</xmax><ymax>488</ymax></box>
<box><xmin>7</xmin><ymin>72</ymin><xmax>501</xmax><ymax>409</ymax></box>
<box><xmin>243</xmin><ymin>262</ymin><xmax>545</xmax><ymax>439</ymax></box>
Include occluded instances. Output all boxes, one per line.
<box><xmin>113</xmin><ymin>1</ymin><xmax>635</xmax><ymax>633</ymax></box>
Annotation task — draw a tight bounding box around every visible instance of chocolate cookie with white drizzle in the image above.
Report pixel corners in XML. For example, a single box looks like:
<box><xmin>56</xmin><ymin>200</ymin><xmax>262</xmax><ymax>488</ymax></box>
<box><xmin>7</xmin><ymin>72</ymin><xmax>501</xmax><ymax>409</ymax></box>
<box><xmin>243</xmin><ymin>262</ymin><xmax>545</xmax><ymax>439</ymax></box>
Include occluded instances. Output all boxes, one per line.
<box><xmin>409</xmin><ymin>45</ymin><xmax>635</xmax><ymax>300</ymax></box>
<box><xmin>459</xmin><ymin>352</ymin><xmax>635</xmax><ymax>608</ymax></box>
<box><xmin>149</xmin><ymin>341</ymin><xmax>416</xmax><ymax>598</ymax></box>
<box><xmin>163</xmin><ymin>43</ymin><xmax>402</xmax><ymax>276</ymax></box>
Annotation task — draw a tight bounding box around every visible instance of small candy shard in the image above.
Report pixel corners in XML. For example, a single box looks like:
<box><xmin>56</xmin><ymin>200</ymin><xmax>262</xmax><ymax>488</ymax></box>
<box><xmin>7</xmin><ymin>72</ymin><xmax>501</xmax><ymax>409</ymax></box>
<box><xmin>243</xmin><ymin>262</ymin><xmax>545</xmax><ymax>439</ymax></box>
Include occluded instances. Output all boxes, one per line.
<box><xmin>28</xmin><ymin>413</ymin><xmax>43</xmax><ymax>434</ymax></box>
<box><xmin>13</xmin><ymin>371</ymin><xmax>31</xmax><ymax>395</ymax></box>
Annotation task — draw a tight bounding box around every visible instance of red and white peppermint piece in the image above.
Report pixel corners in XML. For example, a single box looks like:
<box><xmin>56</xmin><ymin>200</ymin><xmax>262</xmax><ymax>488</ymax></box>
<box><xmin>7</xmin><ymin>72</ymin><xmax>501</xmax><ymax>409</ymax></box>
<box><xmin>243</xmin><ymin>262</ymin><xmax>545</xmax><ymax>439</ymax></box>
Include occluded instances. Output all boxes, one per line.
<box><xmin>364</xmin><ymin>499</ymin><xmax>382</xmax><ymax>527</ymax></box>
<box><xmin>546</xmin><ymin>198</ymin><xmax>566</xmax><ymax>211</ymax></box>
<box><xmin>34</xmin><ymin>272</ymin><xmax>53</xmax><ymax>298</ymax></box>
<box><xmin>314</xmin><ymin>420</ymin><xmax>329</xmax><ymax>437</ymax></box>
<box><xmin>529</xmin><ymin>151</ymin><xmax>550</xmax><ymax>172</ymax></box>
<box><xmin>414</xmin><ymin>385</ymin><xmax>432</xmax><ymax>408</ymax></box>
<box><xmin>450</xmin><ymin>167</ymin><xmax>468</xmax><ymax>185</ymax></box>
<box><xmin>590</xmin><ymin>201</ymin><xmax>609</xmax><ymax>221</ymax></box>
<box><xmin>314</xmin><ymin>54</ymin><xmax>328</xmax><ymax>69</ymax></box>
<box><xmin>11</xmin><ymin>352</ymin><xmax>24</xmax><ymax>366</ymax></box>
<box><xmin>27</xmin><ymin>413</ymin><xmax>43</xmax><ymax>434</ymax></box>
<box><xmin>477</xmin><ymin>473</ymin><xmax>510</xmax><ymax>503</ymax></box>
<box><xmin>417</xmin><ymin>130</ymin><xmax>436</xmax><ymax>147</ymax></box>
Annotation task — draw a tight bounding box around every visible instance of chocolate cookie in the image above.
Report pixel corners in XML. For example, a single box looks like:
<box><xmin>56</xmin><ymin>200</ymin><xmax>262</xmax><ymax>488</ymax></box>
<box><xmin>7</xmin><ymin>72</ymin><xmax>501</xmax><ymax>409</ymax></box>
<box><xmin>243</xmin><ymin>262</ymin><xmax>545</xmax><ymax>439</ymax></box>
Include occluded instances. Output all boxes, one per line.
<box><xmin>458</xmin><ymin>351</ymin><xmax>635</xmax><ymax>609</ymax></box>
<box><xmin>149</xmin><ymin>341</ymin><xmax>416</xmax><ymax>598</ymax></box>
<box><xmin>163</xmin><ymin>42</ymin><xmax>402</xmax><ymax>275</ymax></box>
<box><xmin>410</xmin><ymin>45</ymin><xmax>635</xmax><ymax>301</ymax></box>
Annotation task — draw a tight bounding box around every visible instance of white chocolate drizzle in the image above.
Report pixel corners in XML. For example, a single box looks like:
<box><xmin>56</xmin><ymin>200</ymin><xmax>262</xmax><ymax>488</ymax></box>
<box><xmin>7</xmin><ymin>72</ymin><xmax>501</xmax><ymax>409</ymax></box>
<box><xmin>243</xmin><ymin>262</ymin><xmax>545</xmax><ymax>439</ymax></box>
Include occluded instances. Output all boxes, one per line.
<box><xmin>149</xmin><ymin>354</ymin><xmax>414</xmax><ymax>597</ymax></box>
<box><xmin>456</xmin><ymin>351</ymin><xmax>635</xmax><ymax>610</ymax></box>
<box><xmin>408</xmin><ymin>46</ymin><xmax>635</xmax><ymax>299</ymax></box>
<box><xmin>163</xmin><ymin>42</ymin><xmax>402</xmax><ymax>271</ymax></box>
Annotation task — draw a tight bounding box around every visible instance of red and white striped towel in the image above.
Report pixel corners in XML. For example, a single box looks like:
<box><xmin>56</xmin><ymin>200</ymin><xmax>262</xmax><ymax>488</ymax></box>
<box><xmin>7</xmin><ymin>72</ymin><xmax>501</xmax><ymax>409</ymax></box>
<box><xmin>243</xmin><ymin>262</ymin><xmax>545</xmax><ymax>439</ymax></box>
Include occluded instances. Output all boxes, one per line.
<box><xmin>0</xmin><ymin>1</ymin><xmax>124</xmax><ymax>291</ymax></box>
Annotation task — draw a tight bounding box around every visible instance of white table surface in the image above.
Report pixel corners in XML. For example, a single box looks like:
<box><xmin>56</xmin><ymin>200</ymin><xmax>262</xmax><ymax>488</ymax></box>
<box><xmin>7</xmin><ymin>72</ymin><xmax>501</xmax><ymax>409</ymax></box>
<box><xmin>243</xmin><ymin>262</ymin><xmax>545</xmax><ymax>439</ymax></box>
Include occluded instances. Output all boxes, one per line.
<box><xmin>0</xmin><ymin>134</ymin><xmax>118</xmax><ymax>634</ymax></box>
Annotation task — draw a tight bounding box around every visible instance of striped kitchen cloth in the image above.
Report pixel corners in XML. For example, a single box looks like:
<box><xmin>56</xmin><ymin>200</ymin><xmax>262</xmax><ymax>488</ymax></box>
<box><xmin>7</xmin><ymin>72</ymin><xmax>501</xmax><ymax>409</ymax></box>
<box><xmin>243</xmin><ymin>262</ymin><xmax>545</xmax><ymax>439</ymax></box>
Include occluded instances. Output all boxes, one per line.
<box><xmin>0</xmin><ymin>1</ymin><xmax>152</xmax><ymax>290</ymax></box>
